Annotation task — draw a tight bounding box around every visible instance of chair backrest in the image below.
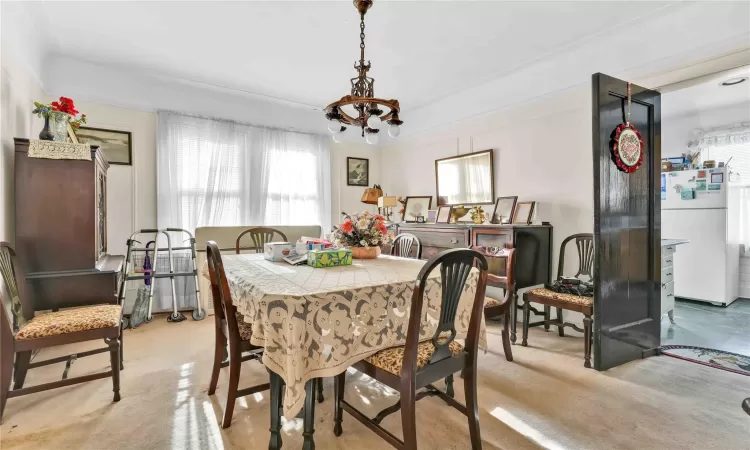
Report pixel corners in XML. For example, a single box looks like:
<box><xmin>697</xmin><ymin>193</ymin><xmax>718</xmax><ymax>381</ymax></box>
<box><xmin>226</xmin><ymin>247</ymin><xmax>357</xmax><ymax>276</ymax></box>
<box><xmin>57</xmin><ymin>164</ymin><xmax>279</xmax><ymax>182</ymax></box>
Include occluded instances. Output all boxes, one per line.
<box><xmin>474</xmin><ymin>245</ymin><xmax>516</xmax><ymax>293</ymax></box>
<box><xmin>557</xmin><ymin>233</ymin><xmax>594</xmax><ymax>280</ymax></box>
<box><xmin>206</xmin><ymin>241</ymin><xmax>242</xmax><ymax>341</ymax></box>
<box><xmin>235</xmin><ymin>227</ymin><xmax>288</xmax><ymax>254</ymax></box>
<box><xmin>0</xmin><ymin>242</ymin><xmax>32</xmax><ymax>330</ymax></box>
<box><xmin>391</xmin><ymin>233</ymin><xmax>422</xmax><ymax>259</ymax></box>
<box><xmin>403</xmin><ymin>248</ymin><xmax>488</xmax><ymax>375</ymax></box>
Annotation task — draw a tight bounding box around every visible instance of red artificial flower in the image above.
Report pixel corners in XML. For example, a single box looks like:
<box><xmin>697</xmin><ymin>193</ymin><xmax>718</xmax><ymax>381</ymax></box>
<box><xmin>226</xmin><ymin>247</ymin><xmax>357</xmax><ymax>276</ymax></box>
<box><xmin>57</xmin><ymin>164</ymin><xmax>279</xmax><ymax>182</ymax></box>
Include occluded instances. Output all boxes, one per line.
<box><xmin>340</xmin><ymin>219</ymin><xmax>354</xmax><ymax>234</ymax></box>
<box><xmin>377</xmin><ymin>223</ymin><xmax>387</xmax><ymax>235</ymax></box>
<box><xmin>50</xmin><ymin>101</ymin><xmax>61</xmax><ymax>111</ymax></box>
<box><xmin>374</xmin><ymin>214</ymin><xmax>386</xmax><ymax>222</ymax></box>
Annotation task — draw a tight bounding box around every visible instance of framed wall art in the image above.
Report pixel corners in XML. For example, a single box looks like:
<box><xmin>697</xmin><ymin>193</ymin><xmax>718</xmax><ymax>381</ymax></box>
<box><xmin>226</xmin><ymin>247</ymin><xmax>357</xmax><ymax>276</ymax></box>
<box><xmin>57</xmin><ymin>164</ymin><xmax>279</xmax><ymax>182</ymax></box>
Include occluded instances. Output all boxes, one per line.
<box><xmin>492</xmin><ymin>196</ymin><xmax>518</xmax><ymax>224</ymax></box>
<box><xmin>403</xmin><ymin>196</ymin><xmax>432</xmax><ymax>222</ymax></box>
<box><xmin>347</xmin><ymin>157</ymin><xmax>369</xmax><ymax>186</ymax></box>
<box><xmin>75</xmin><ymin>126</ymin><xmax>132</xmax><ymax>165</ymax></box>
<box><xmin>436</xmin><ymin>206</ymin><xmax>452</xmax><ymax>224</ymax></box>
<box><xmin>512</xmin><ymin>201</ymin><xmax>536</xmax><ymax>224</ymax></box>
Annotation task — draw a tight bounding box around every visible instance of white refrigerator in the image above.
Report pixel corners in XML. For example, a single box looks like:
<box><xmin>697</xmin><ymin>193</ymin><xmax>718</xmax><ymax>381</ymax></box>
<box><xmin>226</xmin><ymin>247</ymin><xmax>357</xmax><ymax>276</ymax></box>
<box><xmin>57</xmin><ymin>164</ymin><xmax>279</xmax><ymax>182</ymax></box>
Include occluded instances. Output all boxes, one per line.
<box><xmin>661</xmin><ymin>167</ymin><xmax>740</xmax><ymax>306</ymax></box>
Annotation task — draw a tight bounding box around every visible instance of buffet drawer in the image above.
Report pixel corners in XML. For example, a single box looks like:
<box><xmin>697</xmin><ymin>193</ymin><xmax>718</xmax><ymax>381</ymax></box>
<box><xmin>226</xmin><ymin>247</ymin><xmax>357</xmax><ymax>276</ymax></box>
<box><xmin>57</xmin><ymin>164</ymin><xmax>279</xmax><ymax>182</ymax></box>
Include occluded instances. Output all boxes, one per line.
<box><xmin>661</xmin><ymin>281</ymin><xmax>675</xmax><ymax>315</ymax></box>
<box><xmin>661</xmin><ymin>252</ymin><xmax>674</xmax><ymax>269</ymax></box>
<box><xmin>397</xmin><ymin>228</ymin><xmax>470</xmax><ymax>249</ymax></box>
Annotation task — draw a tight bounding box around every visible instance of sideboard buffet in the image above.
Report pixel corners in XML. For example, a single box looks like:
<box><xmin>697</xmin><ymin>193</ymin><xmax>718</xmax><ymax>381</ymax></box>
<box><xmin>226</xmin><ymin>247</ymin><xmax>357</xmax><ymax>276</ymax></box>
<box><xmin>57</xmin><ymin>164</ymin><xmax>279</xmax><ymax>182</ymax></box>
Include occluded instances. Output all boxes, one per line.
<box><xmin>395</xmin><ymin>222</ymin><xmax>553</xmax><ymax>342</ymax></box>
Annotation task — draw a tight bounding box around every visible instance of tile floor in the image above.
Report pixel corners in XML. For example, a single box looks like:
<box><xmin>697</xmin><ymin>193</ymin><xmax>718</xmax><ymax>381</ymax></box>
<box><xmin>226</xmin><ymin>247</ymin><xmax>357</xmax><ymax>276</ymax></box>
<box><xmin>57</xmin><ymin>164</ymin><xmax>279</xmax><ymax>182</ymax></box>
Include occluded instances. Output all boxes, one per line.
<box><xmin>661</xmin><ymin>297</ymin><xmax>750</xmax><ymax>356</ymax></box>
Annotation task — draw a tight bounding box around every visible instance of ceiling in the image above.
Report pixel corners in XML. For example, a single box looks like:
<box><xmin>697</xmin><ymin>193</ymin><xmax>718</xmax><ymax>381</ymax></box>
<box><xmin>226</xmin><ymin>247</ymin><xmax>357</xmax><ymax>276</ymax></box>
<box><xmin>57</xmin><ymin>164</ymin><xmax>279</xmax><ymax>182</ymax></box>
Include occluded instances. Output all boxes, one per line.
<box><xmin>662</xmin><ymin>66</ymin><xmax>750</xmax><ymax>117</ymax></box>
<box><xmin>11</xmin><ymin>1</ymin><xmax>750</xmax><ymax>136</ymax></box>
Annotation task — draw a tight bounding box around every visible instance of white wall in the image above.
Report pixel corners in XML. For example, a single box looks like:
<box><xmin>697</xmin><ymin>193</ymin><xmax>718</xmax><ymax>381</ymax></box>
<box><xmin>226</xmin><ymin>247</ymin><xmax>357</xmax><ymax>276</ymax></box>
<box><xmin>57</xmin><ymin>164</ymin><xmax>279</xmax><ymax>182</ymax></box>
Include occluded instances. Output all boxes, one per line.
<box><xmin>661</xmin><ymin>101</ymin><xmax>750</xmax><ymax>159</ymax></box>
<box><xmin>382</xmin><ymin>87</ymin><xmax>594</xmax><ymax>274</ymax></box>
<box><xmin>1</xmin><ymin>3</ymin><xmax>45</xmax><ymax>243</ymax></box>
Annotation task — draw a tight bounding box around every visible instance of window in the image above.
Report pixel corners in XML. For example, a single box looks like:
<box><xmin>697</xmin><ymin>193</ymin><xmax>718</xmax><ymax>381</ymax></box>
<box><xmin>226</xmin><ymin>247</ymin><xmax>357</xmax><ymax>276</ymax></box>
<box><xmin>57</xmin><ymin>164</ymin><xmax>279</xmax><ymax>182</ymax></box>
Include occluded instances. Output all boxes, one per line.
<box><xmin>701</xmin><ymin>143</ymin><xmax>750</xmax><ymax>185</ymax></box>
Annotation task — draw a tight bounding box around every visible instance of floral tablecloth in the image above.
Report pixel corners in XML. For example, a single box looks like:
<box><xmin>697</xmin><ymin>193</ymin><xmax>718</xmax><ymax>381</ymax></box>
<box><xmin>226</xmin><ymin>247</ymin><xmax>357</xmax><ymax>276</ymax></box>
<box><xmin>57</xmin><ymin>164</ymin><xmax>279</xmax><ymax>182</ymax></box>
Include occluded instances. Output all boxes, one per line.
<box><xmin>203</xmin><ymin>253</ymin><xmax>486</xmax><ymax>418</ymax></box>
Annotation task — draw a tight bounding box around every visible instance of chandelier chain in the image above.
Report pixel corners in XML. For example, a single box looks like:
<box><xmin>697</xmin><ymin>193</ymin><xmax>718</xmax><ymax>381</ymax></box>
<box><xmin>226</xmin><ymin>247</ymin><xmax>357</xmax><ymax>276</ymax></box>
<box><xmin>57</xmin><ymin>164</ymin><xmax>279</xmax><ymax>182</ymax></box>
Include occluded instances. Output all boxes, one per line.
<box><xmin>359</xmin><ymin>14</ymin><xmax>366</xmax><ymax>62</ymax></box>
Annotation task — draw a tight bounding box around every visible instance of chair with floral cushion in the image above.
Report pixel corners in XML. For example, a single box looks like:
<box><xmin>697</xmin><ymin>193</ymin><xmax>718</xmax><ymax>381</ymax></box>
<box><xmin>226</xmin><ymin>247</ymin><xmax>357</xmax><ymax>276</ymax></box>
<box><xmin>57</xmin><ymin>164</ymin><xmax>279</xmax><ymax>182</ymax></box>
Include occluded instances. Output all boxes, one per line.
<box><xmin>332</xmin><ymin>248</ymin><xmax>489</xmax><ymax>450</ymax></box>
<box><xmin>0</xmin><ymin>242</ymin><xmax>123</xmax><ymax>422</ymax></box>
<box><xmin>206</xmin><ymin>241</ymin><xmax>271</xmax><ymax>428</ymax></box>
<box><xmin>521</xmin><ymin>233</ymin><xmax>594</xmax><ymax>368</ymax></box>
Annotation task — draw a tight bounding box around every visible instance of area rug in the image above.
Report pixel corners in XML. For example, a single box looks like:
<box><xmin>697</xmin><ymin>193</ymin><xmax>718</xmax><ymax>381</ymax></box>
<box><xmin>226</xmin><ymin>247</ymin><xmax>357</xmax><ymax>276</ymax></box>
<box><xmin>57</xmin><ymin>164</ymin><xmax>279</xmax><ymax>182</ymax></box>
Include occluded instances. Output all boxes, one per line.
<box><xmin>661</xmin><ymin>345</ymin><xmax>750</xmax><ymax>377</ymax></box>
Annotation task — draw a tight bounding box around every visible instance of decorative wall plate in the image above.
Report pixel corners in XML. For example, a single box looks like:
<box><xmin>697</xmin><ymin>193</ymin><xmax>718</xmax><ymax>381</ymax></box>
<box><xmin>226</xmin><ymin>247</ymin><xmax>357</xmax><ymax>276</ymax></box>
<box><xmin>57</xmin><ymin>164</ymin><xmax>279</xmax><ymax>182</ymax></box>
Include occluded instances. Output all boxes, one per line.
<box><xmin>610</xmin><ymin>123</ymin><xmax>644</xmax><ymax>173</ymax></box>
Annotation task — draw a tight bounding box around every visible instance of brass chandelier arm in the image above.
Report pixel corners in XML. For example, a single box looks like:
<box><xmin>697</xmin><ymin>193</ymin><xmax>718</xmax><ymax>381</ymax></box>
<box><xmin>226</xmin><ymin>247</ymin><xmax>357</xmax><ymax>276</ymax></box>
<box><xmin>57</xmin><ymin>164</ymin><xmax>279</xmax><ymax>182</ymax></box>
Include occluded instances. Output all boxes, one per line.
<box><xmin>325</xmin><ymin>96</ymin><xmax>400</xmax><ymax>126</ymax></box>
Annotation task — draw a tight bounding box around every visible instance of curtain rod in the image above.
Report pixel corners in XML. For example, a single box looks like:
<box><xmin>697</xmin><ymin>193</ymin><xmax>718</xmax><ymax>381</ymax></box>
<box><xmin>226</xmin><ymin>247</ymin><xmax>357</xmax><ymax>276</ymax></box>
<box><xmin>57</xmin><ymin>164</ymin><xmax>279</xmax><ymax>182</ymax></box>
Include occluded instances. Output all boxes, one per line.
<box><xmin>157</xmin><ymin>109</ymin><xmax>326</xmax><ymax>137</ymax></box>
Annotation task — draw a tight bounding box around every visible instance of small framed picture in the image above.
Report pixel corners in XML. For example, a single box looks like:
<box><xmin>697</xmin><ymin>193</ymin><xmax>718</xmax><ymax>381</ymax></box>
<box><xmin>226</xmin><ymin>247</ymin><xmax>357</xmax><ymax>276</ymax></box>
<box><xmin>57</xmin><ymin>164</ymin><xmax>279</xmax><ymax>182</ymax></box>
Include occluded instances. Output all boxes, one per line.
<box><xmin>710</xmin><ymin>172</ymin><xmax>724</xmax><ymax>184</ymax></box>
<box><xmin>403</xmin><ymin>196</ymin><xmax>432</xmax><ymax>222</ymax></box>
<box><xmin>347</xmin><ymin>157</ymin><xmax>369</xmax><ymax>186</ymax></box>
<box><xmin>75</xmin><ymin>126</ymin><xmax>132</xmax><ymax>165</ymax></box>
<box><xmin>67</xmin><ymin>123</ymin><xmax>79</xmax><ymax>143</ymax></box>
<box><xmin>492</xmin><ymin>196</ymin><xmax>518</xmax><ymax>224</ymax></box>
<box><xmin>436</xmin><ymin>206</ymin><xmax>452</xmax><ymax>223</ymax></box>
<box><xmin>426</xmin><ymin>209</ymin><xmax>438</xmax><ymax>223</ymax></box>
<box><xmin>512</xmin><ymin>201</ymin><xmax>536</xmax><ymax>224</ymax></box>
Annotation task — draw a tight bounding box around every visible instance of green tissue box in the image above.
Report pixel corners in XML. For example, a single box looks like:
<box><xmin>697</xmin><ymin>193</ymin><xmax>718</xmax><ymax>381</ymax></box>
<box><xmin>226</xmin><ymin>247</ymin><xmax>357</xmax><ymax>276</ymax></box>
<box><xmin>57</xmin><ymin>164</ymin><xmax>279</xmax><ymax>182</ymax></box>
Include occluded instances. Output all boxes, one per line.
<box><xmin>307</xmin><ymin>249</ymin><xmax>352</xmax><ymax>268</ymax></box>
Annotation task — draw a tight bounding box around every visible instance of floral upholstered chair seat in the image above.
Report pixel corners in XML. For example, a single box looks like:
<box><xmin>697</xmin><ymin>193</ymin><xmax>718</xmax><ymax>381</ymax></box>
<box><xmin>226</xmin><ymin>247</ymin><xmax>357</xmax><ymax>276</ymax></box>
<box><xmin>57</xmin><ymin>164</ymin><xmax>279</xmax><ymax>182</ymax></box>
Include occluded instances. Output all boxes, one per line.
<box><xmin>527</xmin><ymin>287</ymin><xmax>593</xmax><ymax>306</ymax></box>
<box><xmin>14</xmin><ymin>305</ymin><xmax>122</xmax><ymax>340</ymax></box>
<box><xmin>484</xmin><ymin>296</ymin><xmax>503</xmax><ymax>308</ymax></box>
<box><xmin>364</xmin><ymin>338</ymin><xmax>464</xmax><ymax>376</ymax></box>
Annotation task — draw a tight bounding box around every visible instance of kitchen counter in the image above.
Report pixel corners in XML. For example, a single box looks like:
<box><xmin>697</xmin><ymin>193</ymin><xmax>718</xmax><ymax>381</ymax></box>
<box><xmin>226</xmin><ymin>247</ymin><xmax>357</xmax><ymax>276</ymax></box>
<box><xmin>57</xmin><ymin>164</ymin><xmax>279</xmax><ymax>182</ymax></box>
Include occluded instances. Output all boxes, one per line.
<box><xmin>662</xmin><ymin>239</ymin><xmax>689</xmax><ymax>247</ymax></box>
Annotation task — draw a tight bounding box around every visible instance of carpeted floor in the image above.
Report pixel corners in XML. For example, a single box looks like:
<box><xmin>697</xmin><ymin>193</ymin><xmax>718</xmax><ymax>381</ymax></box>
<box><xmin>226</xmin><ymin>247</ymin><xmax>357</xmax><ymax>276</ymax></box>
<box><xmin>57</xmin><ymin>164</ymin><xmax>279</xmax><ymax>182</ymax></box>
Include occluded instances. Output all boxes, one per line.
<box><xmin>1</xmin><ymin>317</ymin><xmax>749</xmax><ymax>449</ymax></box>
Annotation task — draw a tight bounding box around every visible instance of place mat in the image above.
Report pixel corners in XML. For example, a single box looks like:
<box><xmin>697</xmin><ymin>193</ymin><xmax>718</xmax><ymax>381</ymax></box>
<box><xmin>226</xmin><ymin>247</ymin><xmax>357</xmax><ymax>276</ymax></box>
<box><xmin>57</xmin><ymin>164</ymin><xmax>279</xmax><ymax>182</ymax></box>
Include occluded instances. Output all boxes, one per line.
<box><xmin>661</xmin><ymin>345</ymin><xmax>750</xmax><ymax>377</ymax></box>
<box><xmin>28</xmin><ymin>140</ymin><xmax>91</xmax><ymax>160</ymax></box>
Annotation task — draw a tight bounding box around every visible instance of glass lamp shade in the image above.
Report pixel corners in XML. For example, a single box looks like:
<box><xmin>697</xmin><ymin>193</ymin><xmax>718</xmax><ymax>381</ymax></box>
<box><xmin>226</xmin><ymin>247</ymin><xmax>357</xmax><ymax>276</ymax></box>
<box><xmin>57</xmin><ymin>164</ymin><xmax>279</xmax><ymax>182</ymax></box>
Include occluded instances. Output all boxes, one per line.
<box><xmin>366</xmin><ymin>114</ymin><xmax>382</xmax><ymax>129</ymax></box>
<box><xmin>388</xmin><ymin>124</ymin><xmax>401</xmax><ymax>138</ymax></box>
<box><xmin>328</xmin><ymin>120</ymin><xmax>342</xmax><ymax>133</ymax></box>
<box><xmin>365</xmin><ymin>132</ymin><xmax>379</xmax><ymax>145</ymax></box>
<box><xmin>378</xmin><ymin>196</ymin><xmax>397</xmax><ymax>208</ymax></box>
<box><xmin>332</xmin><ymin>133</ymin><xmax>343</xmax><ymax>143</ymax></box>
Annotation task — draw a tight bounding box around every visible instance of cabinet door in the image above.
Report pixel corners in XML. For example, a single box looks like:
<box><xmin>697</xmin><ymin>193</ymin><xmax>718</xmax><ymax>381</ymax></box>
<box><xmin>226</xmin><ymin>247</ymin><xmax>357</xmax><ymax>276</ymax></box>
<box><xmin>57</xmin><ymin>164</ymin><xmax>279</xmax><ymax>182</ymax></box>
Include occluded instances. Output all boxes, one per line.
<box><xmin>473</xmin><ymin>229</ymin><xmax>514</xmax><ymax>277</ymax></box>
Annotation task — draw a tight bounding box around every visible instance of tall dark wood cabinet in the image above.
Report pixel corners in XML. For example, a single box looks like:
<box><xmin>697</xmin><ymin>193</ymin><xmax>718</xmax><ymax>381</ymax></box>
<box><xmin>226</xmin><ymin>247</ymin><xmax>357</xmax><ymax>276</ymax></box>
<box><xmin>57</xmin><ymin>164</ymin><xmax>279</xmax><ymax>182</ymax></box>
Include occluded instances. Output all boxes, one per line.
<box><xmin>14</xmin><ymin>138</ymin><xmax>123</xmax><ymax>311</ymax></box>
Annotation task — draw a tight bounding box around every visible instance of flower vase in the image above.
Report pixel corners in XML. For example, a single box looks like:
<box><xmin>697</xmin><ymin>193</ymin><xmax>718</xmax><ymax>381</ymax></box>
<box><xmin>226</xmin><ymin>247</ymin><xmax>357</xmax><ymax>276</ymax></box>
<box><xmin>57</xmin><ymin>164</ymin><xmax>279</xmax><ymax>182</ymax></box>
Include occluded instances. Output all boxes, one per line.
<box><xmin>351</xmin><ymin>246</ymin><xmax>381</xmax><ymax>259</ymax></box>
<box><xmin>49</xmin><ymin>112</ymin><xmax>71</xmax><ymax>141</ymax></box>
<box><xmin>38</xmin><ymin>116</ymin><xmax>54</xmax><ymax>141</ymax></box>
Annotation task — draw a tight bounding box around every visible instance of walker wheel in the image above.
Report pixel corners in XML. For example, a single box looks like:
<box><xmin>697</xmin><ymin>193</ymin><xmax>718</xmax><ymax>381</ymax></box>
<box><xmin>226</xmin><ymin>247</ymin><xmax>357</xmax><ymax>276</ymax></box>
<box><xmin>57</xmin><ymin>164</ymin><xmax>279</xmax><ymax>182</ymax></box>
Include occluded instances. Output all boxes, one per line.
<box><xmin>121</xmin><ymin>317</ymin><xmax>130</xmax><ymax>329</ymax></box>
<box><xmin>168</xmin><ymin>312</ymin><xmax>186</xmax><ymax>322</ymax></box>
<box><xmin>192</xmin><ymin>309</ymin><xmax>206</xmax><ymax>321</ymax></box>
<box><xmin>145</xmin><ymin>315</ymin><xmax>153</xmax><ymax>323</ymax></box>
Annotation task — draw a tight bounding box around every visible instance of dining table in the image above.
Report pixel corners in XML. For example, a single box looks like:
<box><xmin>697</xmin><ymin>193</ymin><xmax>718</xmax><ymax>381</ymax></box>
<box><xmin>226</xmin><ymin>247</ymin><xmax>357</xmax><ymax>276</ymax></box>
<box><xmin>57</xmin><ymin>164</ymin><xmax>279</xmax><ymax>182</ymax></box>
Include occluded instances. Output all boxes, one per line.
<box><xmin>204</xmin><ymin>252</ymin><xmax>486</xmax><ymax>449</ymax></box>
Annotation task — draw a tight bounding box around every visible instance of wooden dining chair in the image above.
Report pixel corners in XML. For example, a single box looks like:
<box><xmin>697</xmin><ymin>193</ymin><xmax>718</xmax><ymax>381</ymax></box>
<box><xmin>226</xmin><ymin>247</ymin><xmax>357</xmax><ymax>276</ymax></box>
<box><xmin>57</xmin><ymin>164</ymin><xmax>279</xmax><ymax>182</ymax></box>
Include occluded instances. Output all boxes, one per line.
<box><xmin>333</xmin><ymin>248</ymin><xmax>489</xmax><ymax>450</ymax></box>
<box><xmin>206</xmin><ymin>241</ymin><xmax>271</xmax><ymax>428</ymax></box>
<box><xmin>391</xmin><ymin>233</ymin><xmax>422</xmax><ymax>259</ymax></box>
<box><xmin>521</xmin><ymin>233</ymin><xmax>594</xmax><ymax>367</ymax></box>
<box><xmin>235</xmin><ymin>227</ymin><xmax>288</xmax><ymax>254</ymax></box>
<box><xmin>0</xmin><ymin>242</ymin><xmax>123</xmax><ymax>422</ymax></box>
<box><xmin>477</xmin><ymin>246</ymin><xmax>516</xmax><ymax>362</ymax></box>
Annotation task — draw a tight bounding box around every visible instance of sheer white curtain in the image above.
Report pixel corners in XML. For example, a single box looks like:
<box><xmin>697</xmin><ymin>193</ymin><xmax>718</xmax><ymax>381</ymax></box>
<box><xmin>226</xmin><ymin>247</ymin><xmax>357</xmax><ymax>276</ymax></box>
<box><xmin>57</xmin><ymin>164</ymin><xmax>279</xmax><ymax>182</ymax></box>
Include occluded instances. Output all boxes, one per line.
<box><xmin>157</xmin><ymin>111</ymin><xmax>331</xmax><ymax>233</ymax></box>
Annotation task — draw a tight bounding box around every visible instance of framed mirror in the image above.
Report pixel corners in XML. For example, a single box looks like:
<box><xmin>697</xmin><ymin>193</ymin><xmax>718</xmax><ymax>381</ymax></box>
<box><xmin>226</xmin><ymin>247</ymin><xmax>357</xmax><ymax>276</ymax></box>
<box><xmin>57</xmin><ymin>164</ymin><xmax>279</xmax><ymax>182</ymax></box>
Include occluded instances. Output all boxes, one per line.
<box><xmin>435</xmin><ymin>149</ymin><xmax>495</xmax><ymax>206</ymax></box>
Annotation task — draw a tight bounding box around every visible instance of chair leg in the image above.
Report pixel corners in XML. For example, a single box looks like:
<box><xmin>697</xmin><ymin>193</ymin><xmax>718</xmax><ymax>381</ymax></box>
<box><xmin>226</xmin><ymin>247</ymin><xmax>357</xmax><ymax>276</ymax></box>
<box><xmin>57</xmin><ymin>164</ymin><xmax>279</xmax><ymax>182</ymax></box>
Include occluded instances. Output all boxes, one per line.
<box><xmin>464</xmin><ymin>365</ymin><xmax>482</xmax><ymax>449</ymax></box>
<box><xmin>317</xmin><ymin>377</ymin><xmax>324</xmax><ymax>403</ymax></box>
<box><xmin>400</xmin><ymin>380</ymin><xmax>418</xmax><ymax>450</ymax></box>
<box><xmin>502</xmin><ymin>312</ymin><xmax>514</xmax><ymax>362</ymax></box>
<box><xmin>107</xmin><ymin>339</ymin><xmax>121</xmax><ymax>402</ymax></box>
<box><xmin>583</xmin><ymin>315</ymin><xmax>593</xmax><ymax>369</ymax></box>
<box><xmin>510</xmin><ymin>291</ymin><xmax>518</xmax><ymax>344</ymax></box>
<box><xmin>303</xmin><ymin>379</ymin><xmax>317</xmax><ymax>450</ymax></box>
<box><xmin>222</xmin><ymin>345</ymin><xmax>241</xmax><ymax>428</ymax></box>
<box><xmin>208</xmin><ymin>330</ymin><xmax>226</xmax><ymax>396</ymax></box>
<box><xmin>12</xmin><ymin>350</ymin><xmax>32</xmax><ymax>390</ymax></box>
<box><xmin>120</xmin><ymin>325</ymin><xmax>125</xmax><ymax>371</ymax></box>
<box><xmin>0</xmin><ymin>348</ymin><xmax>13</xmax><ymax>423</ymax></box>
<box><xmin>445</xmin><ymin>374</ymin><xmax>454</xmax><ymax>398</ymax></box>
<box><xmin>269</xmin><ymin>370</ymin><xmax>284</xmax><ymax>450</ymax></box>
<box><xmin>557</xmin><ymin>308</ymin><xmax>565</xmax><ymax>337</ymax></box>
<box><xmin>333</xmin><ymin>372</ymin><xmax>345</xmax><ymax>437</ymax></box>
<box><xmin>521</xmin><ymin>297</ymin><xmax>530</xmax><ymax>347</ymax></box>
<box><xmin>543</xmin><ymin>305</ymin><xmax>551</xmax><ymax>331</ymax></box>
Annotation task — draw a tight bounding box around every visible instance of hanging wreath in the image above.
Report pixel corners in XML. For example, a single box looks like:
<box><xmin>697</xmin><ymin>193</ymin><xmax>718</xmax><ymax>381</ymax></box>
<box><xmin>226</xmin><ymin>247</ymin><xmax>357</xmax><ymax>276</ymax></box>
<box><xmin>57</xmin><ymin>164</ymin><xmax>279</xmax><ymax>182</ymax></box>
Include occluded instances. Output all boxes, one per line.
<box><xmin>610</xmin><ymin>123</ymin><xmax>644</xmax><ymax>173</ymax></box>
<box><xmin>609</xmin><ymin>82</ymin><xmax>645</xmax><ymax>174</ymax></box>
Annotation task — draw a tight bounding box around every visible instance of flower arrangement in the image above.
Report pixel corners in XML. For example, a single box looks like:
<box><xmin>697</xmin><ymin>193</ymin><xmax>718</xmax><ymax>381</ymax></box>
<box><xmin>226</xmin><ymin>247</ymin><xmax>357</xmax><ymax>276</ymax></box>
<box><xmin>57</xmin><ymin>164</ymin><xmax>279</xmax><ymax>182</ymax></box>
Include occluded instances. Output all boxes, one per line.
<box><xmin>397</xmin><ymin>196</ymin><xmax>407</xmax><ymax>216</ymax></box>
<box><xmin>33</xmin><ymin>97</ymin><xmax>87</xmax><ymax>128</ymax></box>
<box><xmin>469</xmin><ymin>205</ymin><xmax>487</xmax><ymax>224</ymax></box>
<box><xmin>332</xmin><ymin>211</ymin><xmax>394</xmax><ymax>248</ymax></box>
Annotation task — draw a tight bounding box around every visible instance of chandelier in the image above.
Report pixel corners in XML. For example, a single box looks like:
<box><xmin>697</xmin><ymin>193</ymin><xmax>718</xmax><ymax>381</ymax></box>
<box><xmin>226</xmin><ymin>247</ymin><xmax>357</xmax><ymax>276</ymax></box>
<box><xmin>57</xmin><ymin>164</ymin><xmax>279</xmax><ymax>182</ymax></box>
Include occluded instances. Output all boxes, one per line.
<box><xmin>324</xmin><ymin>0</ymin><xmax>402</xmax><ymax>145</ymax></box>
